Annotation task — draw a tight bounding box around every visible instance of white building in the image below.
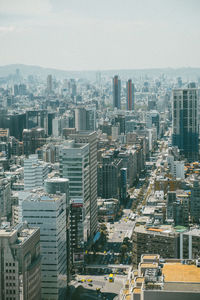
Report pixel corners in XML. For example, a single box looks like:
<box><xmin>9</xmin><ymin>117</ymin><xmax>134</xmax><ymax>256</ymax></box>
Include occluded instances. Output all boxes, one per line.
<box><xmin>59</xmin><ymin>140</ymin><xmax>90</xmax><ymax>239</ymax></box>
<box><xmin>19</xmin><ymin>190</ymin><xmax>67</xmax><ymax>300</ymax></box>
<box><xmin>0</xmin><ymin>222</ymin><xmax>41</xmax><ymax>300</ymax></box>
<box><xmin>112</xmin><ymin>125</ymin><xmax>119</xmax><ymax>141</ymax></box>
<box><xmin>24</xmin><ymin>154</ymin><xmax>49</xmax><ymax>190</ymax></box>
<box><xmin>52</xmin><ymin>116</ymin><xmax>69</xmax><ymax>137</ymax></box>
<box><xmin>167</xmin><ymin>155</ymin><xmax>185</xmax><ymax>179</ymax></box>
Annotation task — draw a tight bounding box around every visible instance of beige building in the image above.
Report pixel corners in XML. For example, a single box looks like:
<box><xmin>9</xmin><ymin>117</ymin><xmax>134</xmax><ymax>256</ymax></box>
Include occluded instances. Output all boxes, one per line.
<box><xmin>120</xmin><ymin>254</ymin><xmax>200</xmax><ymax>300</ymax></box>
<box><xmin>132</xmin><ymin>224</ymin><xmax>179</xmax><ymax>266</ymax></box>
<box><xmin>0</xmin><ymin>222</ymin><xmax>41</xmax><ymax>300</ymax></box>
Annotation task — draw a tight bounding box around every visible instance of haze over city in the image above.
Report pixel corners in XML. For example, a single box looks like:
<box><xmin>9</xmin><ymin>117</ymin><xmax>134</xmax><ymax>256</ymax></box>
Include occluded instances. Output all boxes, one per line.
<box><xmin>0</xmin><ymin>0</ymin><xmax>200</xmax><ymax>70</ymax></box>
<box><xmin>1</xmin><ymin>1</ymin><xmax>200</xmax><ymax>300</ymax></box>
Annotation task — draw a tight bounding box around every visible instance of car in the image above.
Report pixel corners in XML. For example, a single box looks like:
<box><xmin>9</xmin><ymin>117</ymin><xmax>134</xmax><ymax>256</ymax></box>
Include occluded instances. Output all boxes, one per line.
<box><xmin>88</xmin><ymin>283</ymin><xmax>93</xmax><ymax>286</ymax></box>
<box><xmin>87</xmin><ymin>279</ymin><xmax>93</xmax><ymax>282</ymax></box>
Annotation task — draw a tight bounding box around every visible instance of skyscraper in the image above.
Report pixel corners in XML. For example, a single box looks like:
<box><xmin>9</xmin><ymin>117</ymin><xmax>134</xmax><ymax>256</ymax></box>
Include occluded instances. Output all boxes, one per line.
<box><xmin>20</xmin><ymin>190</ymin><xmax>67</xmax><ymax>300</ymax></box>
<box><xmin>126</xmin><ymin>79</ymin><xmax>134</xmax><ymax>110</ymax></box>
<box><xmin>191</xmin><ymin>179</ymin><xmax>200</xmax><ymax>224</ymax></box>
<box><xmin>113</xmin><ymin>75</ymin><xmax>121</xmax><ymax>109</ymax></box>
<box><xmin>47</xmin><ymin>74</ymin><xmax>52</xmax><ymax>94</ymax></box>
<box><xmin>59</xmin><ymin>140</ymin><xmax>91</xmax><ymax>239</ymax></box>
<box><xmin>172</xmin><ymin>88</ymin><xmax>199</xmax><ymax>162</ymax></box>
<box><xmin>69</xmin><ymin>131</ymin><xmax>98</xmax><ymax>237</ymax></box>
<box><xmin>75</xmin><ymin>107</ymin><xmax>96</xmax><ymax>131</ymax></box>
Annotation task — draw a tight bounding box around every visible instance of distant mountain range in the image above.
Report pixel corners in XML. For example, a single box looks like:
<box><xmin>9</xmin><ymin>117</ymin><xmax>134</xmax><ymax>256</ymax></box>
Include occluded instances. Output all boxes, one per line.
<box><xmin>0</xmin><ymin>64</ymin><xmax>200</xmax><ymax>81</ymax></box>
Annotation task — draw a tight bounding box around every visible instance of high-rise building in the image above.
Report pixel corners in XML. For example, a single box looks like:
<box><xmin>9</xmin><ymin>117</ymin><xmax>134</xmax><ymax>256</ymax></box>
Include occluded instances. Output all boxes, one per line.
<box><xmin>23</xmin><ymin>128</ymin><xmax>46</xmax><ymax>156</ymax></box>
<box><xmin>0</xmin><ymin>112</ymin><xmax>26</xmax><ymax>140</ymax></box>
<box><xmin>69</xmin><ymin>131</ymin><xmax>98</xmax><ymax>237</ymax></box>
<box><xmin>126</xmin><ymin>79</ymin><xmax>135</xmax><ymax>110</ymax></box>
<box><xmin>20</xmin><ymin>190</ymin><xmax>67</xmax><ymax>300</ymax></box>
<box><xmin>59</xmin><ymin>140</ymin><xmax>91</xmax><ymax>239</ymax></box>
<box><xmin>98</xmin><ymin>154</ymin><xmax>122</xmax><ymax>200</ymax></box>
<box><xmin>172</xmin><ymin>88</ymin><xmax>199</xmax><ymax>162</ymax></box>
<box><xmin>18</xmin><ymin>83</ymin><xmax>27</xmax><ymax>95</ymax></box>
<box><xmin>44</xmin><ymin>177</ymin><xmax>70</xmax><ymax>284</ymax></box>
<box><xmin>113</xmin><ymin>75</ymin><xmax>121</xmax><ymax>109</ymax></box>
<box><xmin>191</xmin><ymin>179</ymin><xmax>200</xmax><ymax>224</ymax></box>
<box><xmin>120</xmin><ymin>168</ymin><xmax>127</xmax><ymax>202</ymax></box>
<box><xmin>47</xmin><ymin>74</ymin><xmax>52</xmax><ymax>94</ymax></box>
<box><xmin>24</xmin><ymin>154</ymin><xmax>49</xmax><ymax>190</ymax></box>
<box><xmin>69</xmin><ymin>198</ymin><xmax>85</xmax><ymax>268</ymax></box>
<box><xmin>114</xmin><ymin>114</ymin><xmax>126</xmax><ymax>134</ymax></box>
<box><xmin>0</xmin><ymin>222</ymin><xmax>41</xmax><ymax>300</ymax></box>
<box><xmin>75</xmin><ymin>107</ymin><xmax>96</xmax><ymax>131</ymax></box>
<box><xmin>146</xmin><ymin>110</ymin><xmax>160</xmax><ymax>137</ymax></box>
<box><xmin>0</xmin><ymin>178</ymin><xmax>11</xmax><ymax>221</ymax></box>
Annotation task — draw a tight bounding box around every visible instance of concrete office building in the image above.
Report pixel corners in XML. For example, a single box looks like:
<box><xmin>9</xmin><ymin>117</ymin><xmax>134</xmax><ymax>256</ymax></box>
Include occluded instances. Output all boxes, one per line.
<box><xmin>59</xmin><ymin>140</ymin><xmax>91</xmax><ymax>239</ymax></box>
<box><xmin>75</xmin><ymin>107</ymin><xmax>96</xmax><ymax>131</ymax></box>
<box><xmin>181</xmin><ymin>228</ymin><xmax>200</xmax><ymax>260</ymax></box>
<box><xmin>113</xmin><ymin>75</ymin><xmax>121</xmax><ymax>109</ymax></box>
<box><xmin>172</xmin><ymin>88</ymin><xmax>199</xmax><ymax>162</ymax></box>
<box><xmin>132</xmin><ymin>224</ymin><xmax>179</xmax><ymax>266</ymax></box>
<box><xmin>20</xmin><ymin>190</ymin><xmax>67</xmax><ymax>300</ymax></box>
<box><xmin>98</xmin><ymin>154</ymin><xmax>122</xmax><ymax>200</ymax></box>
<box><xmin>190</xmin><ymin>179</ymin><xmax>200</xmax><ymax>224</ymax></box>
<box><xmin>146</xmin><ymin>110</ymin><xmax>160</xmax><ymax>137</ymax></box>
<box><xmin>47</xmin><ymin>74</ymin><xmax>52</xmax><ymax>94</ymax></box>
<box><xmin>69</xmin><ymin>131</ymin><xmax>98</xmax><ymax>237</ymax></box>
<box><xmin>24</xmin><ymin>154</ymin><xmax>49</xmax><ymax>190</ymax></box>
<box><xmin>0</xmin><ymin>222</ymin><xmax>41</xmax><ymax>300</ymax></box>
<box><xmin>44</xmin><ymin>177</ymin><xmax>70</xmax><ymax>284</ymax></box>
<box><xmin>69</xmin><ymin>198</ymin><xmax>85</xmax><ymax>267</ymax></box>
<box><xmin>23</xmin><ymin>128</ymin><xmax>46</xmax><ymax>156</ymax></box>
<box><xmin>0</xmin><ymin>177</ymin><xmax>11</xmax><ymax>221</ymax></box>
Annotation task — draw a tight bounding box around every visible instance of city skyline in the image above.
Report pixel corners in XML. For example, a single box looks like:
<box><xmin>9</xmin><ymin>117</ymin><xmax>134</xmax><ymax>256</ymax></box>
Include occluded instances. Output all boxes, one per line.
<box><xmin>0</xmin><ymin>0</ymin><xmax>200</xmax><ymax>71</ymax></box>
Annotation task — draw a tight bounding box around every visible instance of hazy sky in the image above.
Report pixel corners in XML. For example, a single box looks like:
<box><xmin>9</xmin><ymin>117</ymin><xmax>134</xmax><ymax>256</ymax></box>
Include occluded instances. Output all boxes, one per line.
<box><xmin>0</xmin><ymin>0</ymin><xmax>200</xmax><ymax>70</ymax></box>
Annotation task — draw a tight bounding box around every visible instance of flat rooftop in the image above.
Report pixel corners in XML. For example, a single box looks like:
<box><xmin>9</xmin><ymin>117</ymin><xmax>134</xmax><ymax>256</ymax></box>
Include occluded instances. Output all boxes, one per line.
<box><xmin>136</xmin><ymin>277</ymin><xmax>145</xmax><ymax>283</ymax></box>
<box><xmin>142</xmin><ymin>255</ymin><xmax>159</xmax><ymax>260</ymax></box>
<box><xmin>134</xmin><ymin>224</ymin><xmax>176</xmax><ymax>236</ymax></box>
<box><xmin>163</xmin><ymin>263</ymin><xmax>200</xmax><ymax>283</ymax></box>
<box><xmin>140</xmin><ymin>263</ymin><xmax>158</xmax><ymax>269</ymax></box>
<box><xmin>133</xmin><ymin>288</ymin><xmax>141</xmax><ymax>294</ymax></box>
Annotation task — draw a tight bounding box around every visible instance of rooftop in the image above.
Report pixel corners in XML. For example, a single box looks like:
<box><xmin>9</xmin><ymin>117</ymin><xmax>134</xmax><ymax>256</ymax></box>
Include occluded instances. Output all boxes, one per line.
<box><xmin>142</xmin><ymin>255</ymin><xmax>159</xmax><ymax>260</ymax></box>
<box><xmin>134</xmin><ymin>224</ymin><xmax>176</xmax><ymax>236</ymax></box>
<box><xmin>140</xmin><ymin>263</ymin><xmax>158</xmax><ymax>269</ymax></box>
<box><xmin>163</xmin><ymin>263</ymin><xmax>200</xmax><ymax>283</ymax></box>
<box><xmin>133</xmin><ymin>288</ymin><xmax>141</xmax><ymax>294</ymax></box>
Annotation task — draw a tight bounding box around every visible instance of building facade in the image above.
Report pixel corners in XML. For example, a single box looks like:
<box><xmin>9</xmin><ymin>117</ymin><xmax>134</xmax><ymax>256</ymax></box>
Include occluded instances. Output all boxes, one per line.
<box><xmin>113</xmin><ymin>75</ymin><xmax>121</xmax><ymax>109</ymax></box>
<box><xmin>126</xmin><ymin>79</ymin><xmax>134</xmax><ymax>111</ymax></box>
<box><xmin>172</xmin><ymin>88</ymin><xmax>199</xmax><ymax>162</ymax></box>
<box><xmin>69</xmin><ymin>131</ymin><xmax>98</xmax><ymax>238</ymax></box>
<box><xmin>0</xmin><ymin>222</ymin><xmax>41</xmax><ymax>300</ymax></box>
<box><xmin>20</xmin><ymin>191</ymin><xmax>67</xmax><ymax>300</ymax></box>
<box><xmin>24</xmin><ymin>154</ymin><xmax>49</xmax><ymax>190</ymax></box>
